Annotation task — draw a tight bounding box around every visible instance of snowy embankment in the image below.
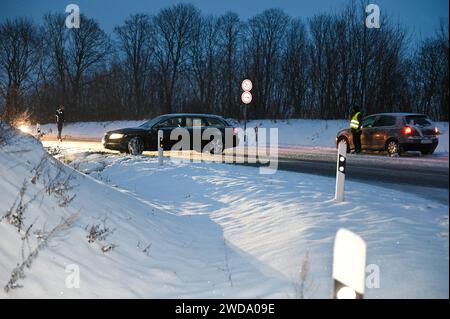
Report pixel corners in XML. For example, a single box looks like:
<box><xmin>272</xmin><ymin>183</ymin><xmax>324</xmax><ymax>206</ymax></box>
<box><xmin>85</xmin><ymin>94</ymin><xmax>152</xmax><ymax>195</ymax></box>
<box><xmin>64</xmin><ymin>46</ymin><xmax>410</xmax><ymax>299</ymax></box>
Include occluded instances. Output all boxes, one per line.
<box><xmin>62</xmin><ymin>148</ymin><xmax>448</xmax><ymax>298</ymax></box>
<box><xmin>1</xmin><ymin>122</ymin><xmax>448</xmax><ymax>298</ymax></box>
<box><xmin>30</xmin><ymin>119</ymin><xmax>450</xmax><ymax>155</ymax></box>
<box><xmin>0</xmin><ymin>123</ymin><xmax>289</xmax><ymax>298</ymax></box>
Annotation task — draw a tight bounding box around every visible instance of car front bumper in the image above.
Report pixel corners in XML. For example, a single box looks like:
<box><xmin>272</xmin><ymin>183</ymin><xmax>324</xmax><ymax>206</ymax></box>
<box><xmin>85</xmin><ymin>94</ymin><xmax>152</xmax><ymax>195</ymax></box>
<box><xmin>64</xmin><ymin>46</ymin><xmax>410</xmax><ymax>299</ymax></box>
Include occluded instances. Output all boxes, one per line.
<box><xmin>102</xmin><ymin>136</ymin><xmax>128</xmax><ymax>151</ymax></box>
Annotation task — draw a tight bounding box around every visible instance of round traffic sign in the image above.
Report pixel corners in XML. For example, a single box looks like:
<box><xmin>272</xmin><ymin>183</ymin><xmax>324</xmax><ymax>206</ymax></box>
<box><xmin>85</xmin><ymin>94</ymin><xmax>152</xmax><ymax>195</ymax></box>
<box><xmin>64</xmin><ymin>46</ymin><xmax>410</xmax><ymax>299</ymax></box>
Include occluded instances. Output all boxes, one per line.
<box><xmin>241</xmin><ymin>91</ymin><xmax>252</xmax><ymax>104</ymax></box>
<box><xmin>241</xmin><ymin>79</ymin><xmax>253</xmax><ymax>92</ymax></box>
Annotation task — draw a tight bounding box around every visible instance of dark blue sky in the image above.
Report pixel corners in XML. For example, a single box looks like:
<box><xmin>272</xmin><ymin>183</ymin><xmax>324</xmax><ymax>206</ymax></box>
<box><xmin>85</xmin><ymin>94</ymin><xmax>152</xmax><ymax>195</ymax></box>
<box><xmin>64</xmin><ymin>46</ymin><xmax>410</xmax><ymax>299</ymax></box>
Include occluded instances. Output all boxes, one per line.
<box><xmin>1</xmin><ymin>0</ymin><xmax>448</xmax><ymax>43</ymax></box>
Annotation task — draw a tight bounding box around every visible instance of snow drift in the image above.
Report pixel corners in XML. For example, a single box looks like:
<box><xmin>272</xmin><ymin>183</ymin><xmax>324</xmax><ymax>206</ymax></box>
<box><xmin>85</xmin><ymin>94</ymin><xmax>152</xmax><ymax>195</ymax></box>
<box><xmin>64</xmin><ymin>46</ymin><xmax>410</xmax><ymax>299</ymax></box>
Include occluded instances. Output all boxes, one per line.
<box><xmin>0</xmin><ymin>122</ymin><xmax>287</xmax><ymax>298</ymax></box>
<box><xmin>1</xmin><ymin>122</ymin><xmax>448</xmax><ymax>298</ymax></box>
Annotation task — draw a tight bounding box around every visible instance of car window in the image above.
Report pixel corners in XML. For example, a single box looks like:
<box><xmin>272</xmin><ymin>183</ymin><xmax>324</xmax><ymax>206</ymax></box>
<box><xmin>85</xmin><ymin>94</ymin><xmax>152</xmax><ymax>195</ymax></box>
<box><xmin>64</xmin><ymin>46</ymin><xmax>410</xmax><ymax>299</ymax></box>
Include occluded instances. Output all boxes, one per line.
<box><xmin>362</xmin><ymin>116</ymin><xmax>377</xmax><ymax>128</ymax></box>
<box><xmin>373</xmin><ymin>116</ymin><xmax>396</xmax><ymax>127</ymax></box>
<box><xmin>139</xmin><ymin>116</ymin><xmax>167</xmax><ymax>129</ymax></box>
<box><xmin>405</xmin><ymin>116</ymin><xmax>433</xmax><ymax>127</ymax></box>
<box><xmin>205</xmin><ymin>117</ymin><xmax>225</xmax><ymax>126</ymax></box>
<box><xmin>157</xmin><ymin>117</ymin><xmax>185</xmax><ymax>128</ymax></box>
<box><xmin>184</xmin><ymin>117</ymin><xmax>206</xmax><ymax>127</ymax></box>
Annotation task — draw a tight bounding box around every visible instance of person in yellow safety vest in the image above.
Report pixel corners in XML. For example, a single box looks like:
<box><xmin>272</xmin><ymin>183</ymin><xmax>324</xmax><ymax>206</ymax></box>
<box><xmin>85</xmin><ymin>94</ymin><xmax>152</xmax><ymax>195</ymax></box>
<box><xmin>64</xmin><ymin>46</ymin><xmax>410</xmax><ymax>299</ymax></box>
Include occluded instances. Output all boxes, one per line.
<box><xmin>350</xmin><ymin>106</ymin><xmax>363</xmax><ymax>154</ymax></box>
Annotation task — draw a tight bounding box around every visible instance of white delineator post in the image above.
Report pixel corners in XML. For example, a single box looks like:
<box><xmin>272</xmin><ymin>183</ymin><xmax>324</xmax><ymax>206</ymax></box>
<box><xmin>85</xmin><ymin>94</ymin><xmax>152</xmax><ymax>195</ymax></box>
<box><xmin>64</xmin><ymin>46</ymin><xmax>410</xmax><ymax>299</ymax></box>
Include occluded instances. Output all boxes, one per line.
<box><xmin>241</xmin><ymin>79</ymin><xmax>252</xmax><ymax>145</ymax></box>
<box><xmin>335</xmin><ymin>141</ymin><xmax>347</xmax><ymax>202</ymax></box>
<box><xmin>332</xmin><ymin>229</ymin><xmax>367</xmax><ymax>299</ymax></box>
<box><xmin>158</xmin><ymin>130</ymin><xmax>163</xmax><ymax>166</ymax></box>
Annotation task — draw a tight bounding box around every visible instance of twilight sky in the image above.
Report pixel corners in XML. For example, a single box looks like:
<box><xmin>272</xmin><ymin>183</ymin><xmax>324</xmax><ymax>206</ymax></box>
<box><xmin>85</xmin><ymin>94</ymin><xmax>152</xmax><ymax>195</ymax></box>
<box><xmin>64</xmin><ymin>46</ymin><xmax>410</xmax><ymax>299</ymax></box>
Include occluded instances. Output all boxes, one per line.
<box><xmin>0</xmin><ymin>0</ymin><xmax>448</xmax><ymax>44</ymax></box>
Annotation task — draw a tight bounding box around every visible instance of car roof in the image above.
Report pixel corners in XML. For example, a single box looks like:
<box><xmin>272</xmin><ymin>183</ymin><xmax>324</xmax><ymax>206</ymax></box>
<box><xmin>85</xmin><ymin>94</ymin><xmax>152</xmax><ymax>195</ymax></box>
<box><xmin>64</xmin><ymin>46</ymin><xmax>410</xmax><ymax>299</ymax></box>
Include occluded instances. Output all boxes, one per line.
<box><xmin>366</xmin><ymin>113</ymin><xmax>427</xmax><ymax>118</ymax></box>
<box><xmin>158</xmin><ymin>113</ymin><xmax>225</xmax><ymax>119</ymax></box>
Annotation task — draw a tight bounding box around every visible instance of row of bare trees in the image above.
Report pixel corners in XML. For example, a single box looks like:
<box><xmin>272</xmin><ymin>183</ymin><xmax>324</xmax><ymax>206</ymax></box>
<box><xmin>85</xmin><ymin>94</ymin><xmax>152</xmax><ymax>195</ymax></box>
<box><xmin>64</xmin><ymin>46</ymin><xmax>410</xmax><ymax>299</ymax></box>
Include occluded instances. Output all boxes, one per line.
<box><xmin>0</xmin><ymin>2</ymin><xmax>448</xmax><ymax>123</ymax></box>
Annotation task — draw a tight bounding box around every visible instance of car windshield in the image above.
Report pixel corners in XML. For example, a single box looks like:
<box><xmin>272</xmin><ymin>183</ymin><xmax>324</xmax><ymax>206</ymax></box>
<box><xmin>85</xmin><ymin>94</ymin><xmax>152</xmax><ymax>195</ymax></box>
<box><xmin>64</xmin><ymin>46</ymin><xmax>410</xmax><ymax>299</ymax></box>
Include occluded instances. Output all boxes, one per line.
<box><xmin>139</xmin><ymin>116</ymin><xmax>168</xmax><ymax>129</ymax></box>
<box><xmin>405</xmin><ymin>116</ymin><xmax>433</xmax><ymax>127</ymax></box>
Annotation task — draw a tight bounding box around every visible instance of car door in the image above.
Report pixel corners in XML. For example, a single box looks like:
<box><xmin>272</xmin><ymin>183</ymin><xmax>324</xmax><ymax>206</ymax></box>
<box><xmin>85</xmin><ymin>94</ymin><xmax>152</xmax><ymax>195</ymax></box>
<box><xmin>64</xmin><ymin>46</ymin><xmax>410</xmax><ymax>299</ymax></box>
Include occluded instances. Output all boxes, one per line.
<box><xmin>360</xmin><ymin>116</ymin><xmax>378</xmax><ymax>149</ymax></box>
<box><xmin>202</xmin><ymin>117</ymin><xmax>225</xmax><ymax>150</ymax></box>
<box><xmin>371</xmin><ymin>115</ymin><xmax>397</xmax><ymax>150</ymax></box>
<box><xmin>153</xmin><ymin>116</ymin><xmax>185</xmax><ymax>150</ymax></box>
<box><xmin>191</xmin><ymin>117</ymin><xmax>206</xmax><ymax>152</ymax></box>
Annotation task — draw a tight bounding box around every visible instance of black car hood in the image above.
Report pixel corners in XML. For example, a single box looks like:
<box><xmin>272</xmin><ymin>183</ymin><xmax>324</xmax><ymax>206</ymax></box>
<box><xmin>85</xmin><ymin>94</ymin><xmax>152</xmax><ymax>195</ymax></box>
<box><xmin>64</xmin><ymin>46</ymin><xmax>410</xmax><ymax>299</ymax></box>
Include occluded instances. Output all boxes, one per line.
<box><xmin>108</xmin><ymin>127</ymin><xmax>147</xmax><ymax>135</ymax></box>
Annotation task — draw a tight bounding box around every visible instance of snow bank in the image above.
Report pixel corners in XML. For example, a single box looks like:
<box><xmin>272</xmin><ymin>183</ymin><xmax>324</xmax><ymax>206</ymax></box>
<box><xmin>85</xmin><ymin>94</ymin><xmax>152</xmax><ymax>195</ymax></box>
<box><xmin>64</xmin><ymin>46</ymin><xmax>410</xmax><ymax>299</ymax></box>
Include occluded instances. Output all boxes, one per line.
<box><xmin>1</xmin><ymin>122</ymin><xmax>448</xmax><ymax>298</ymax></box>
<box><xmin>64</xmin><ymin>148</ymin><xmax>449</xmax><ymax>299</ymax></box>
<box><xmin>31</xmin><ymin>119</ymin><xmax>449</xmax><ymax>154</ymax></box>
<box><xmin>0</xmin><ymin>123</ymin><xmax>289</xmax><ymax>298</ymax></box>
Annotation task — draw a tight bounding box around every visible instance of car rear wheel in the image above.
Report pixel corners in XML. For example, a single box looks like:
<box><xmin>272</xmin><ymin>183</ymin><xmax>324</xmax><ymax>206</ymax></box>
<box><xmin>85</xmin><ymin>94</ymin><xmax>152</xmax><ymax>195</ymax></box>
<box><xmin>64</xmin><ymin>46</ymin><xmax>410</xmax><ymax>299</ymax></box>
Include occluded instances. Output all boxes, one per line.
<box><xmin>386</xmin><ymin>139</ymin><xmax>400</xmax><ymax>157</ymax></box>
<box><xmin>128</xmin><ymin>137</ymin><xmax>143</xmax><ymax>155</ymax></box>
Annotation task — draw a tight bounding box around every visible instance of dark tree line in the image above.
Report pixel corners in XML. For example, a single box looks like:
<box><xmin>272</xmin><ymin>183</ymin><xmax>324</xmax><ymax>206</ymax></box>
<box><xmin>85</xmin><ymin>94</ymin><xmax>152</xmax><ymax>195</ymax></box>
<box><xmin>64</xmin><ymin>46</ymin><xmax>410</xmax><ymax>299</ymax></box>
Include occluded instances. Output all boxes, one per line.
<box><xmin>0</xmin><ymin>1</ymin><xmax>448</xmax><ymax>124</ymax></box>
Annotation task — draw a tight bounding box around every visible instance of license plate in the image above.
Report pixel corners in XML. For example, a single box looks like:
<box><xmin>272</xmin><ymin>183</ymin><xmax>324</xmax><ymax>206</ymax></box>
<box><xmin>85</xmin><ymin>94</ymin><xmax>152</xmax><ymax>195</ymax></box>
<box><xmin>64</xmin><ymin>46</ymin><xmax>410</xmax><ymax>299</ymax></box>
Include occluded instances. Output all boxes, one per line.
<box><xmin>421</xmin><ymin>140</ymin><xmax>432</xmax><ymax>144</ymax></box>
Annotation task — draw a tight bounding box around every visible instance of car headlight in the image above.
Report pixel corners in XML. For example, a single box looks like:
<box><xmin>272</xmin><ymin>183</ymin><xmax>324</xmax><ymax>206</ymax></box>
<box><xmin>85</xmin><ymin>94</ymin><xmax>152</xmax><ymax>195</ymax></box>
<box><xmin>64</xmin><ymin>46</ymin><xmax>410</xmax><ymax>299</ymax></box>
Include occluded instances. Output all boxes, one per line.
<box><xmin>109</xmin><ymin>133</ymin><xmax>124</xmax><ymax>140</ymax></box>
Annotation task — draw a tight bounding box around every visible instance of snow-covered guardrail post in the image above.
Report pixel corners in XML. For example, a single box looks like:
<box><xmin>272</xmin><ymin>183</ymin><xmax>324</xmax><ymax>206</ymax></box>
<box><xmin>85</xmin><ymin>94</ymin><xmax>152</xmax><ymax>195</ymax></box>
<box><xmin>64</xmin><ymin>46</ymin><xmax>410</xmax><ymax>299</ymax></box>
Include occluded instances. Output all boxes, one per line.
<box><xmin>332</xmin><ymin>229</ymin><xmax>367</xmax><ymax>299</ymax></box>
<box><xmin>334</xmin><ymin>141</ymin><xmax>347</xmax><ymax>202</ymax></box>
<box><xmin>158</xmin><ymin>130</ymin><xmax>163</xmax><ymax>166</ymax></box>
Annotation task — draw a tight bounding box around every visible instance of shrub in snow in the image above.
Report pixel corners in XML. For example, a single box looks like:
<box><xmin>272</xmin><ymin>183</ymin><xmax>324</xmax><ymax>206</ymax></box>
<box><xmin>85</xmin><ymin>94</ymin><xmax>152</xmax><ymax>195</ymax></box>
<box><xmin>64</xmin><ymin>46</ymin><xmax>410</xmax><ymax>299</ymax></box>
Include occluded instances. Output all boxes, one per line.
<box><xmin>86</xmin><ymin>218</ymin><xmax>116</xmax><ymax>254</ymax></box>
<box><xmin>3</xmin><ymin>214</ymin><xmax>78</xmax><ymax>292</ymax></box>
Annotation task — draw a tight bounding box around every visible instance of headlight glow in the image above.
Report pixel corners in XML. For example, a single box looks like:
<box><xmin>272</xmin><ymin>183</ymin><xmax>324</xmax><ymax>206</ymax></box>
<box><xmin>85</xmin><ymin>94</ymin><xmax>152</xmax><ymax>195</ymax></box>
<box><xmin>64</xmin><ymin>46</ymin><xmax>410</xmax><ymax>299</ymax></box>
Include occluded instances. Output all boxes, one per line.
<box><xmin>18</xmin><ymin>125</ymin><xmax>31</xmax><ymax>134</ymax></box>
<box><xmin>109</xmin><ymin>133</ymin><xmax>124</xmax><ymax>140</ymax></box>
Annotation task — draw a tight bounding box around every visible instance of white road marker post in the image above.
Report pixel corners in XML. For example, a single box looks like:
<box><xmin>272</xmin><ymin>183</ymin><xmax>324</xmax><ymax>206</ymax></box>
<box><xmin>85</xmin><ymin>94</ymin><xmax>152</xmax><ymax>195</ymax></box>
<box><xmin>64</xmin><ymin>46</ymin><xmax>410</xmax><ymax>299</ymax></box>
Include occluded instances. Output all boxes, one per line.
<box><xmin>332</xmin><ymin>229</ymin><xmax>367</xmax><ymax>299</ymax></box>
<box><xmin>158</xmin><ymin>130</ymin><xmax>163</xmax><ymax>166</ymax></box>
<box><xmin>241</xmin><ymin>79</ymin><xmax>252</xmax><ymax>145</ymax></box>
<box><xmin>335</xmin><ymin>141</ymin><xmax>347</xmax><ymax>202</ymax></box>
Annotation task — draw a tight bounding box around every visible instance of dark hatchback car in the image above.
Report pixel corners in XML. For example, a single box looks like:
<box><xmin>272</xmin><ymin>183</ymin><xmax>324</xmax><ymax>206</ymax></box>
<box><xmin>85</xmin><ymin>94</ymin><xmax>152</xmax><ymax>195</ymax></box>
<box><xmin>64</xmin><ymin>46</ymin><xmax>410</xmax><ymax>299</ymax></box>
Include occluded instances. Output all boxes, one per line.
<box><xmin>102</xmin><ymin>113</ymin><xmax>239</xmax><ymax>155</ymax></box>
<box><xmin>336</xmin><ymin>113</ymin><xmax>440</xmax><ymax>156</ymax></box>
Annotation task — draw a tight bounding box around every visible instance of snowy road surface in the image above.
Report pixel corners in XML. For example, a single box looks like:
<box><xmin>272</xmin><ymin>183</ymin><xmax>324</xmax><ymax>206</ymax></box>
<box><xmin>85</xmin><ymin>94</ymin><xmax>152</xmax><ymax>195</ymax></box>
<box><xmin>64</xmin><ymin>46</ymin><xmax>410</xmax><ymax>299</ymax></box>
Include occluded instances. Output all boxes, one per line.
<box><xmin>42</xmin><ymin>139</ymin><xmax>449</xmax><ymax>204</ymax></box>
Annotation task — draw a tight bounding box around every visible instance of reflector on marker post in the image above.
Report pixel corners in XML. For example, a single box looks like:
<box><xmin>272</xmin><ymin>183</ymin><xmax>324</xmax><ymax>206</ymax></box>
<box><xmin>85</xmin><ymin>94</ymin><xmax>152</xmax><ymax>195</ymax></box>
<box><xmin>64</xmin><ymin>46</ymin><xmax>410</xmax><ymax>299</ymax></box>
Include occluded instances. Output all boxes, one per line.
<box><xmin>335</xmin><ymin>141</ymin><xmax>347</xmax><ymax>202</ymax></box>
<box><xmin>332</xmin><ymin>229</ymin><xmax>367</xmax><ymax>299</ymax></box>
<box><xmin>158</xmin><ymin>130</ymin><xmax>163</xmax><ymax>166</ymax></box>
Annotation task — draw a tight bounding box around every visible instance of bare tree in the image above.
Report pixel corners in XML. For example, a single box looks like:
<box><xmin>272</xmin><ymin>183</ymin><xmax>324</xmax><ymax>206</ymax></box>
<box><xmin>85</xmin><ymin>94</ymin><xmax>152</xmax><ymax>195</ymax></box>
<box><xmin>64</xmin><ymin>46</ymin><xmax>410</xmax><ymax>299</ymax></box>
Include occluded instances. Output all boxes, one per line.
<box><xmin>187</xmin><ymin>15</ymin><xmax>220</xmax><ymax>113</ymax></box>
<box><xmin>154</xmin><ymin>3</ymin><xmax>200</xmax><ymax>113</ymax></box>
<box><xmin>246</xmin><ymin>9</ymin><xmax>289</xmax><ymax>119</ymax></box>
<box><xmin>65</xmin><ymin>14</ymin><xmax>112</xmax><ymax>117</ymax></box>
<box><xmin>115</xmin><ymin>14</ymin><xmax>156</xmax><ymax>117</ymax></box>
<box><xmin>217</xmin><ymin>12</ymin><xmax>243</xmax><ymax>118</ymax></box>
<box><xmin>282</xmin><ymin>18</ymin><xmax>310</xmax><ymax>118</ymax></box>
<box><xmin>0</xmin><ymin>18</ymin><xmax>41</xmax><ymax>121</ymax></box>
<box><xmin>1</xmin><ymin>3</ymin><xmax>446</xmax><ymax>122</ymax></box>
<box><xmin>43</xmin><ymin>13</ymin><xmax>68</xmax><ymax>107</ymax></box>
<box><xmin>409</xmin><ymin>21</ymin><xmax>449</xmax><ymax>120</ymax></box>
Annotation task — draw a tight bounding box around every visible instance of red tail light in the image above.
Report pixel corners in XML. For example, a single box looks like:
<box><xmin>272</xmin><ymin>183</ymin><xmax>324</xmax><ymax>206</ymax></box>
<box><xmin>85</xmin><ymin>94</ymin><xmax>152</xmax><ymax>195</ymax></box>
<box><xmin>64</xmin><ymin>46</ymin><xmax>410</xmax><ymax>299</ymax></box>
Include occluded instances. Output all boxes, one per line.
<box><xmin>402</xmin><ymin>126</ymin><xmax>414</xmax><ymax>135</ymax></box>
<box><xmin>434</xmin><ymin>127</ymin><xmax>440</xmax><ymax>135</ymax></box>
<box><xmin>233</xmin><ymin>127</ymin><xmax>238</xmax><ymax>134</ymax></box>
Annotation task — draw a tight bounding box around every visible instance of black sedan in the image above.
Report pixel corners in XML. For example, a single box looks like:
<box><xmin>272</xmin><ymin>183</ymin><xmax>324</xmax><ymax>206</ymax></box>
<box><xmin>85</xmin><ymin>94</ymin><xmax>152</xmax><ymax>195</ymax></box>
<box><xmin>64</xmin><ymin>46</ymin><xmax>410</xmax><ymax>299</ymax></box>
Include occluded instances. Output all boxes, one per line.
<box><xmin>102</xmin><ymin>113</ymin><xmax>239</xmax><ymax>155</ymax></box>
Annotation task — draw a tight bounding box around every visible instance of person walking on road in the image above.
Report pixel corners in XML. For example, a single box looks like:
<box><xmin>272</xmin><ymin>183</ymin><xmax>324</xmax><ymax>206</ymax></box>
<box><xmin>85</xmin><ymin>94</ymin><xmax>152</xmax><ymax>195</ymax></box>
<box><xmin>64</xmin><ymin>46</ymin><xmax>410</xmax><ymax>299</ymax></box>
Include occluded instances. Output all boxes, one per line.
<box><xmin>350</xmin><ymin>106</ymin><xmax>362</xmax><ymax>154</ymax></box>
<box><xmin>56</xmin><ymin>105</ymin><xmax>65</xmax><ymax>141</ymax></box>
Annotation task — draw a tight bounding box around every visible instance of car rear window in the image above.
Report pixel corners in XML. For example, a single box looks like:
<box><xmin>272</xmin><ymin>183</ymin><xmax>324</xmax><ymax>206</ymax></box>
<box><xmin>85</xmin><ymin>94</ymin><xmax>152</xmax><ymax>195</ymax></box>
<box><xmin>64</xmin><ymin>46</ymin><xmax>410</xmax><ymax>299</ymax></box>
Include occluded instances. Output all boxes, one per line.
<box><xmin>405</xmin><ymin>116</ymin><xmax>433</xmax><ymax>127</ymax></box>
<box><xmin>373</xmin><ymin>116</ymin><xmax>396</xmax><ymax>127</ymax></box>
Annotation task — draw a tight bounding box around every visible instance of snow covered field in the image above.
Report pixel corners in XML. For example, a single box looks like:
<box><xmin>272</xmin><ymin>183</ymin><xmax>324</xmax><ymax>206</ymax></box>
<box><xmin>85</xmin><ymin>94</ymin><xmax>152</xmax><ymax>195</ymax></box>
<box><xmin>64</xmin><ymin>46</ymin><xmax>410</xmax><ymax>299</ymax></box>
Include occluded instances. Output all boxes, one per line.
<box><xmin>1</xmin><ymin>123</ymin><xmax>448</xmax><ymax>298</ymax></box>
<box><xmin>29</xmin><ymin>119</ymin><xmax>449</xmax><ymax>154</ymax></box>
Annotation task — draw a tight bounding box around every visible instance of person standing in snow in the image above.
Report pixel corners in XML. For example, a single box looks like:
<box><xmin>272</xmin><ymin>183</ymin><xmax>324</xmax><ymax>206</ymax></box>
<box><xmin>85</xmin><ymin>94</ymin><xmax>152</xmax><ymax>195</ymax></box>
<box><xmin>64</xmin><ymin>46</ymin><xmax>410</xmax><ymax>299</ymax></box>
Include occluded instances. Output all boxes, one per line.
<box><xmin>56</xmin><ymin>105</ymin><xmax>65</xmax><ymax>141</ymax></box>
<box><xmin>350</xmin><ymin>106</ymin><xmax>363</xmax><ymax>154</ymax></box>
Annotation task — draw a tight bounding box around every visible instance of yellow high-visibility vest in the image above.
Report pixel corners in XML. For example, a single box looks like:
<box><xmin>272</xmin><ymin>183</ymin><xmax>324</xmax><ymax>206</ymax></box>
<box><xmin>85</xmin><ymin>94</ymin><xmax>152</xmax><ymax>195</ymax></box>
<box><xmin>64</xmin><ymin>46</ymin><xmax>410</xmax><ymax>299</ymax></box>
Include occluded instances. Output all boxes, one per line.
<box><xmin>350</xmin><ymin>112</ymin><xmax>361</xmax><ymax>129</ymax></box>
